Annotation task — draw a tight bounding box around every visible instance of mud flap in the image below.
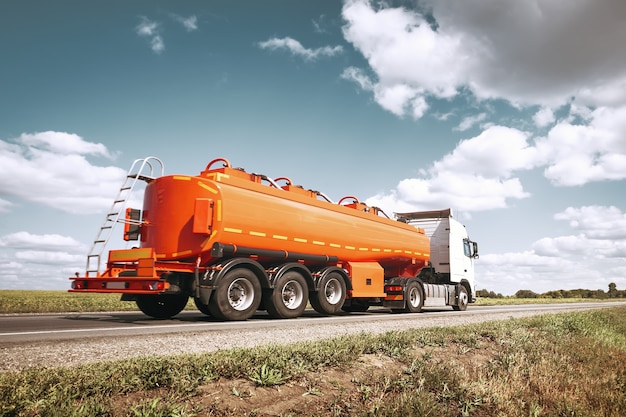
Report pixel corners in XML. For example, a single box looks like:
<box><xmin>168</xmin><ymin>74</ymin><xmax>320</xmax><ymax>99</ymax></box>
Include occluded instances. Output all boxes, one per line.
<box><xmin>197</xmin><ymin>286</ymin><xmax>212</xmax><ymax>306</ymax></box>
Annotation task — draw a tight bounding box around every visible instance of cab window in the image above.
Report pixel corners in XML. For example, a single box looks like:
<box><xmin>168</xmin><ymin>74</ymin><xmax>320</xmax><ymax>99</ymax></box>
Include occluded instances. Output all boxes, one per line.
<box><xmin>463</xmin><ymin>239</ymin><xmax>472</xmax><ymax>257</ymax></box>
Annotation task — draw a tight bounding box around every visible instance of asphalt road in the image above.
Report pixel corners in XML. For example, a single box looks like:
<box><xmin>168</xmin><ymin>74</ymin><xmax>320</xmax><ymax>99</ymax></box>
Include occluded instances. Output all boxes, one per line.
<box><xmin>1</xmin><ymin>301</ymin><xmax>623</xmax><ymax>344</ymax></box>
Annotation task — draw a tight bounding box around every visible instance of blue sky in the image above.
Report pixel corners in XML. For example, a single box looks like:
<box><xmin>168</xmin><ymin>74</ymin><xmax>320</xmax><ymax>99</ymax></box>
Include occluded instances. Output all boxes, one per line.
<box><xmin>1</xmin><ymin>0</ymin><xmax>626</xmax><ymax>295</ymax></box>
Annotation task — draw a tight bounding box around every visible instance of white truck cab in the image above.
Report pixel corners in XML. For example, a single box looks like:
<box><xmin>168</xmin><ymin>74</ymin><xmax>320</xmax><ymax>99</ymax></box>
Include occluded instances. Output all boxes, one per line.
<box><xmin>396</xmin><ymin>209</ymin><xmax>478</xmax><ymax>310</ymax></box>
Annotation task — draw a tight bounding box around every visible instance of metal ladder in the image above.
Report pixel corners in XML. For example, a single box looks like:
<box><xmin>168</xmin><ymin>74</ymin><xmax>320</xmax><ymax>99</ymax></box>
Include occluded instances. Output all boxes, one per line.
<box><xmin>85</xmin><ymin>157</ymin><xmax>165</xmax><ymax>277</ymax></box>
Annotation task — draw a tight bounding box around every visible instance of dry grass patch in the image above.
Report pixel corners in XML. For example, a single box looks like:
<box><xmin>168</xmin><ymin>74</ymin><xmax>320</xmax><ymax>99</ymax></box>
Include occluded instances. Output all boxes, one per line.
<box><xmin>2</xmin><ymin>307</ymin><xmax>625</xmax><ymax>416</ymax></box>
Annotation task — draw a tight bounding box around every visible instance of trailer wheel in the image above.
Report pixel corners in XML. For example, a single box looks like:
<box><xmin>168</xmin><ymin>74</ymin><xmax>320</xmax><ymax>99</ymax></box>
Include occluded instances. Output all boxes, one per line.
<box><xmin>208</xmin><ymin>268</ymin><xmax>261</xmax><ymax>321</ymax></box>
<box><xmin>310</xmin><ymin>272</ymin><xmax>346</xmax><ymax>315</ymax></box>
<box><xmin>453</xmin><ymin>285</ymin><xmax>469</xmax><ymax>311</ymax></box>
<box><xmin>404</xmin><ymin>281</ymin><xmax>424</xmax><ymax>313</ymax></box>
<box><xmin>136</xmin><ymin>294</ymin><xmax>188</xmax><ymax>319</ymax></box>
<box><xmin>193</xmin><ymin>297</ymin><xmax>212</xmax><ymax>316</ymax></box>
<box><xmin>266</xmin><ymin>271</ymin><xmax>308</xmax><ymax>319</ymax></box>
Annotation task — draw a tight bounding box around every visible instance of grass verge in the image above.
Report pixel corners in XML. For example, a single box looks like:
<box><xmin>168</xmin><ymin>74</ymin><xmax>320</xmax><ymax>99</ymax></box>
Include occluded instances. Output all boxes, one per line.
<box><xmin>1</xmin><ymin>306</ymin><xmax>625</xmax><ymax>416</ymax></box>
<box><xmin>0</xmin><ymin>290</ymin><xmax>617</xmax><ymax>314</ymax></box>
<box><xmin>0</xmin><ymin>290</ymin><xmax>196</xmax><ymax>314</ymax></box>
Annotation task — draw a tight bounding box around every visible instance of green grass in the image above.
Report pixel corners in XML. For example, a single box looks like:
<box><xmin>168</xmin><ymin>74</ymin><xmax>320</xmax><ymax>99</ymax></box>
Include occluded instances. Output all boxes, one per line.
<box><xmin>0</xmin><ymin>290</ymin><xmax>616</xmax><ymax>315</ymax></box>
<box><xmin>0</xmin><ymin>290</ymin><xmax>196</xmax><ymax>314</ymax></box>
<box><xmin>1</xmin><ymin>306</ymin><xmax>625</xmax><ymax>416</ymax></box>
<box><xmin>473</xmin><ymin>296</ymin><xmax>607</xmax><ymax>306</ymax></box>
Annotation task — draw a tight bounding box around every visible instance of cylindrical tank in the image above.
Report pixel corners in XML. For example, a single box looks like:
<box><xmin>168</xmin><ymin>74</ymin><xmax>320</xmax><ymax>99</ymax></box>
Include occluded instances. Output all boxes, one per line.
<box><xmin>140</xmin><ymin>163</ymin><xmax>430</xmax><ymax>274</ymax></box>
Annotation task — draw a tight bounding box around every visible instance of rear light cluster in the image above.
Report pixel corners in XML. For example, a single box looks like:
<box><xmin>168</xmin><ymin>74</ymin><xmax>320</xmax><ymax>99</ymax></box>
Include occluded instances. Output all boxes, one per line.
<box><xmin>384</xmin><ymin>285</ymin><xmax>404</xmax><ymax>301</ymax></box>
<box><xmin>70</xmin><ymin>280</ymin><xmax>166</xmax><ymax>291</ymax></box>
<box><xmin>71</xmin><ymin>280</ymin><xmax>87</xmax><ymax>290</ymax></box>
<box><xmin>144</xmin><ymin>281</ymin><xmax>166</xmax><ymax>291</ymax></box>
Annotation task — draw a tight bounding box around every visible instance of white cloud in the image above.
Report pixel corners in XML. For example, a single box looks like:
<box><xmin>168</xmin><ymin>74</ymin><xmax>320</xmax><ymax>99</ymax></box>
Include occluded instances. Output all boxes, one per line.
<box><xmin>477</xmin><ymin>205</ymin><xmax>626</xmax><ymax>294</ymax></box>
<box><xmin>341</xmin><ymin>0</ymin><xmax>626</xmax><ymax>117</ymax></box>
<box><xmin>136</xmin><ymin>16</ymin><xmax>164</xmax><ymax>54</ymax></box>
<box><xmin>341</xmin><ymin>67</ymin><xmax>373</xmax><ymax>91</ymax></box>
<box><xmin>258</xmin><ymin>37</ymin><xmax>343</xmax><ymax>61</ymax></box>
<box><xmin>455</xmin><ymin>113</ymin><xmax>488</xmax><ymax>132</ymax></box>
<box><xmin>342</xmin><ymin>0</ymin><xmax>465</xmax><ymax>119</ymax></box>
<box><xmin>554</xmin><ymin>206</ymin><xmax>626</xmax><ymax>240</ymax></box>
<box><xmin>0</xmin><ymin>132</ymin><xmax>126</xmax><ymax>214</ymax></box>
<box><xmin>536</xmin><ymin>105</ymin><xmax>626</xmax><ymax>186</ymax></box>
<box><xmin>533</xmin><ymin>107</ymin><xmax>555</xmax><ymax>128</ymax></box>
<box><xmin>435</xmin><ymin>126</ymin><xmax>538</xmax><ymax>178</ymax></box>
<box><xmin>476</xmin><ymin>250</ymin><xmax>607</xmax><ymax>295</ymax></box>
<box><xmin>0</xmin><ymin>231</ymin><xmax>84</xmax><ymax>250</ymax></box>
<box><xmin>367</xmin><ymin>101</ymin><xmax>626</xmax><ymax>214</ymax></box>
<box><xmin>0</xmin><ymin>231</ymin><xmax>88</xmax><ymax>290</ymax></box>
<box><xmin>19</xmin><ymin>131</ymin><xmax>113</xmax><ymax>157</ymax></box>
<box><xmin>366</xmin><ymin>125</ymin><xmax>536</xmax><ymax>213</ymax></box>
<box><xmin>171</xmin><ymin>14</ymin><xmax>198</xmax><ymax>32</ymax></box>
<box><xmin>14</xmin><ymin>250</ymin><xmax>84</xmax><ymax>265</ymax></box>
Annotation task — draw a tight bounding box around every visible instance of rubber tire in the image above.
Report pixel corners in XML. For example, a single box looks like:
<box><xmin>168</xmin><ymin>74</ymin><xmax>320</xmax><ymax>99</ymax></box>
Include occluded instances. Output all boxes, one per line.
<box><xmin>310</xmin><ymin>272</ymin><xmax>346</xmax><ymax>315</ymax></box>
<box><xmin>208</xmin><ymin>268</ymin><xmax>261</xmax><ymax>321</ymax></box>
<box><xmin>453</xmin><ymin>285</ymin><xmax>469</xmax><ymax>311</ymax></box>
<box><xmin>193</xmin><ymin>297</ymin><xmax>212</xmax><ymax>316</ymax></box>
<box><xmin>266</xmin><ymin>271</ymin><xmax>309</xmax><ymax>319</ymax></box>
<box><xmin>136</xmin><ymin>294</ymin><xmax>188</xmax><ymax>319</ymax></box>
<box><xmin>404</xmin><ymin>281</ymin><xmax>424</xmax><ymax>313</ymax></box>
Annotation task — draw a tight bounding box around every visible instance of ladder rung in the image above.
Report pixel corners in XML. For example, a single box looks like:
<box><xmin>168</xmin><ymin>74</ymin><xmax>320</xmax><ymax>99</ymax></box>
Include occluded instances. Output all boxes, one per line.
<box><xmin>94</xmin><ymin>240</ymin><xmax>106</xmax><ymax>243</ymax></box>
<box><xmin>113</xmin><ymin>200</ymin><xmax>125</xmax><ymax>203</ymax></box>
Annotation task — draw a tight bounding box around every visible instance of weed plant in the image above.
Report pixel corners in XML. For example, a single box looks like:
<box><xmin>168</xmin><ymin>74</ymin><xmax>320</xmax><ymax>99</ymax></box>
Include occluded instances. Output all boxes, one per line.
<box><xmin>1</xmin><ymin>306</ymin><xmax>625</xmax><ymax>416</ymax></box>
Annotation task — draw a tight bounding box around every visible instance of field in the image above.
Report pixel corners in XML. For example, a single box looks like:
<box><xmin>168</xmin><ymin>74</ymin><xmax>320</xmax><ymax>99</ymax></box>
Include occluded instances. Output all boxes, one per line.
<box><xmin>1</xmin><ymin>291</ymin><xmax>625</xmax><ymax>416</ymax></box>
<box><xmin>0</xmin><ymin>289</ymin><xmax>610</xmax><ymax>314</ymax></box>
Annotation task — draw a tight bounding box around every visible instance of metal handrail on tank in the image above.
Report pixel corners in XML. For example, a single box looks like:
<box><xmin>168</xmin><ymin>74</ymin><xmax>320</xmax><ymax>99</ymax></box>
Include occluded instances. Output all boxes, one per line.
<box><xmin>85</xmin><ymin>156</ymin><xmax>164</xmax><ymax>277</ymax></box>
<box><xmin>273</xmin><ymin>177</ymin><xmax>293</xmax><ymax>186</ymax></box>
<box><xmin>338</xmin><ymin>195</ymin><xmax>360</xmax><ymax>205</ymax></box>
<box><xmin>204</xmin><ymin>157</ymin><xmax>231</xmax><ymax>170</ymax></box>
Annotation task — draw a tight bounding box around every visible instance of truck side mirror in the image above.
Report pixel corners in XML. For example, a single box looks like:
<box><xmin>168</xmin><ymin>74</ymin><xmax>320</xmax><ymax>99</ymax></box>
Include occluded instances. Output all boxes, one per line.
<box><xmin>472</xmin><ymin>242</ymin><xmax>479</xmax><ymax>259</ymax></box>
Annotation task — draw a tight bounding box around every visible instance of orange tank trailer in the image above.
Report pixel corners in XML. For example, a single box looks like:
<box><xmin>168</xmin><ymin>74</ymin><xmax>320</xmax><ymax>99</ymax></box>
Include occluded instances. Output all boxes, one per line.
<box><xmin>70</xmin><ymin>158</ymin><xmax>431</xmax><ymax>321</ymax></box>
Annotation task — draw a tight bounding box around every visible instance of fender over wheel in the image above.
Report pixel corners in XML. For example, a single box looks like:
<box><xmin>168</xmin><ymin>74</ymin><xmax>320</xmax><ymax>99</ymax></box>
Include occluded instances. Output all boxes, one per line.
<box><xmin>266</xmin><ymin>271</ymin><xmax>308</xmax><ymax>319</ymax></box>
<box><xmin>310</xmin><ymin>272</ymin><xmax>346</xmax><ymax>315</ymax></box>
<box><xmin>208</xmin><ymin>268</ymin><xmax>262</xmax><ymax>321</ymax></box>
<box><xmin>136</xmin><ymin>294</ymin><xmax>189</xmax><ymax>319</ymax></box>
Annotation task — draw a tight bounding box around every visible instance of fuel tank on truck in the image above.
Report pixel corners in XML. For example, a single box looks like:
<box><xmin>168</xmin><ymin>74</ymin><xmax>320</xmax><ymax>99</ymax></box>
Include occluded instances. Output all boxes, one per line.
<box><xmin>139</xmin><ymin>159</ymin><xmax>431</xmax><ymax>272</ymax></box>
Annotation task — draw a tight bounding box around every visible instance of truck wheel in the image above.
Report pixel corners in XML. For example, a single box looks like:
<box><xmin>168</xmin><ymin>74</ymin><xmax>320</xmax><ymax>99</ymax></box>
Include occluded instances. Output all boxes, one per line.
<box><xmin>453</xmin><ymin>285</ymin><xmax>469</xmax><ymax>311</ymax></box>
<box><xmin>404</xmin><ymin>281</ymin><xmax>424</xmax><ymax>313</ymax></box>
<box><xmin>136</xmin><ymin>294</ymin><xmax>188</xmax><ymax>319</ymax></box>
<box><xmin>208</xmin><ymin>268</ymin><xmax>261</xmax><ymax>321</ymax></box>
<box><xmin>193</xmin><ymin>297</ymin><xmax>212</xmax><ymax>316</ymax></box>
<box><xmin>310</xmin><ymin>272</ymin><xmax>346</xmax><ymax>315</ymax></box>
<box><xmin>266</xmin><ymin>271</ymin><xmax>308</xmax><ymax>319</ymax></box>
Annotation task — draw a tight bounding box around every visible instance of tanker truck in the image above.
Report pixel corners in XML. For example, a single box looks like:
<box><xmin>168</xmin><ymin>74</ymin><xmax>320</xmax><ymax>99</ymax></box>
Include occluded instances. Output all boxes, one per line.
<box><xmin>69</xmin><ymin>157</ymin><xmax>479</xmax><ymax>320</ymax></box>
